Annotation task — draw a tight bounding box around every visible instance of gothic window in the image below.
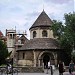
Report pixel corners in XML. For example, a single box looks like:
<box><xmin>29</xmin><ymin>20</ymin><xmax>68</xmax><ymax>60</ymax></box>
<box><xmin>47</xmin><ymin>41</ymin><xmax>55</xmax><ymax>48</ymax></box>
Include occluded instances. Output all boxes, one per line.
<box><xmin>33</xmin><ymin>31</ymin><xmax>36</xmax><ymax>38</ymax></box>
<box><xmin>18</xmin><ymin>40</ymin><xmax>21</xmax><ymax>44</ymax></box>
<box><xmin>21</xmin><ymin>39</ymin><xmax>24</xmax><ymax>44</ymax></box>
<box><xmin>42</xmin><ymin>30</ymin><xmax>47</xmax><ymax>37</ymax></box>
<box><xmin>13</xmin><ymin>34</ymin><xmax>15</xmax><ymax>39</ymax></box>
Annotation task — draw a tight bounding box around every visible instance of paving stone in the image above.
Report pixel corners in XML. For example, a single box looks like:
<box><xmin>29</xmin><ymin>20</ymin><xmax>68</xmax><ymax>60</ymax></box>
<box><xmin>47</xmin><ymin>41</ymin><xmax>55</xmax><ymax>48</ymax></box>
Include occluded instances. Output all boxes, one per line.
<box><xmin>1</xmin><ymin>69</ymin><xmax>75</xmax><ymax>75</ymax></box>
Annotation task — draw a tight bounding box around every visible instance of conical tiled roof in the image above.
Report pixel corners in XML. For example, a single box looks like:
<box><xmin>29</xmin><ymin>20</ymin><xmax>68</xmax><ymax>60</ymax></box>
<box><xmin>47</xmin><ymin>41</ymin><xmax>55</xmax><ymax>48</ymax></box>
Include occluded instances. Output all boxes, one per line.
<box><xmin>29</xmin><ymin>10</ymin><xmax>52</xmax><ymax>30</ymax></box>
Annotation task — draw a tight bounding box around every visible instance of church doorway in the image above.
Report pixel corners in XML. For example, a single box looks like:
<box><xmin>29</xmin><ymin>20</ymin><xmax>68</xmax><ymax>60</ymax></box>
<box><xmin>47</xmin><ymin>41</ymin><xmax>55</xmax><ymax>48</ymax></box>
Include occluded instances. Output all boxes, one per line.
<box><xmin>38</xmin><ymin>51</ymin><xmax>56</xmax><ymax>67</ymax></box>
<box><xmin>43</xmin><ymin>54</ymin><xmax>50</xmax><ymax>68</ymax></box>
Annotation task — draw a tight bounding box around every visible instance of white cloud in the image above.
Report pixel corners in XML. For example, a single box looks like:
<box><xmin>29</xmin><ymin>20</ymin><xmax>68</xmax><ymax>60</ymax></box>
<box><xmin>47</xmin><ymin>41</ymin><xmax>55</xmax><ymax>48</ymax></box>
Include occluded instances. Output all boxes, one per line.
<box><xmin>44</xmin><ymin>0</ymin><xmax>73</xmax><ymax>4</ymax></box>
<box><xmin>42</xmin><ymin>0</ymin><xmax>74</xmax><ymax>21</ymax></box>
<box><xmin>0</xmin><ymin>0</ymin><xmax>74</xmax><ymax>39</ymax></box>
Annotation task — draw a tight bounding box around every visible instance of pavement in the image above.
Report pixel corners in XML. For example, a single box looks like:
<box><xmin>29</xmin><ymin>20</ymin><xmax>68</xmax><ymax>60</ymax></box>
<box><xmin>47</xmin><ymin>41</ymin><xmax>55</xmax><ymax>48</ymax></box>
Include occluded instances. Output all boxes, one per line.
<box><xmin>0</xmin><ymin>69</ymin><xmax>58</xmax><ymax>75</ymax></box>
<box><xmin>63</xmin><ymin>72</ymin><xmax>75</xmax><ymax>75</ymax></box>
<box><xmin>15</xmin><ymin>71</ymin><xmax>75</xmax><ymax>75</ymax></box>
<box><xmin>1</xmin><ymin>69</ymin><xmax>75</xmax><ymax>75</ymax></box>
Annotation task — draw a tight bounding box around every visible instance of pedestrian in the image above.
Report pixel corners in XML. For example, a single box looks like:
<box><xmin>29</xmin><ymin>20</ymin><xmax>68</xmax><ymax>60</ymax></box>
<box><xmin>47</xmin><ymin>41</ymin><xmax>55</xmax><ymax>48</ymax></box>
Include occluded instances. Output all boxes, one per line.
<box><xmin>59</xmin><ymin>60</ymin><xmax>64</xmax><ymax>75</ymax></box>
<box><xmin>46</xmin><ymin>61</ymin><xmax>50</xmax><ymax>74</ymax></box>
<box><xmin>63</xmin><ymin>62</ymin><xmax>65</xmax><ymax>72</ymax></box>
<box><xmin>48</xmin><ymin>61</ymin><xmax>50</xmax><ymax>69</ymax></box>
<box><xmin>50</xmin><ymin>65</ymin><xmax>53</xmax><ymax>75</ymax></box>
<box><xmin>69</xmin><ymin>60</ymin><xmax>74</xmax><ymax>74</ymax></box>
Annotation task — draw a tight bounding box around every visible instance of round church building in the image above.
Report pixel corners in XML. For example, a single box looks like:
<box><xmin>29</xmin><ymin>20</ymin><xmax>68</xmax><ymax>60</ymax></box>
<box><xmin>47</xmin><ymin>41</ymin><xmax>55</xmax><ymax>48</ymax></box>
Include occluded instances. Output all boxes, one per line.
<box><xmin>17</xmin><ymin>10</ymin><xmax>60</xmax><ymax>68</ymax></box>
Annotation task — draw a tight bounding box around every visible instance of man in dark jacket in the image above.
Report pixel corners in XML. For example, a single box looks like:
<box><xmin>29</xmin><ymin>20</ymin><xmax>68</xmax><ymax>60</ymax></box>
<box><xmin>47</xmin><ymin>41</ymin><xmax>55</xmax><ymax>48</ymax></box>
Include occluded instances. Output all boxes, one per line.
<box><xmin>59</xmin><ymin>61</ymin><xmax>64</xmax><ymax>75</ymax></box>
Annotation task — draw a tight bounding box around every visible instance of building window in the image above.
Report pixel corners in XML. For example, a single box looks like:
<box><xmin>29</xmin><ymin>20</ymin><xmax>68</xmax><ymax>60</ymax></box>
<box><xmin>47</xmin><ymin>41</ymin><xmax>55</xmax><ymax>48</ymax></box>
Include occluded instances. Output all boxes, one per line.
<box><xmin>21</xmin><ymin>39</ymin><xmax>24</xmax><ymax>44</ymax></box>
<box><xmin>33</xmin><ymin>31</ymin><xmax>36</xmax><ymax>38</ymax></box>
<box><xmin>23</xmin><ymin>53</ymin><xmax>25</xmax><ymax>59</ymax></box>
<box><xmin>18</xmin><ymin>40</ymin><xmax>21</xmax><ymax>44</ymax></box>
<box><xmin>10</xmin><ymin>34</ymin><xmax>12</xmax><ymax>39</ymax></box>
<box><xmin>13</xmin><ymin>34</ymin><xmax>15</xmax><ymax>39</ymax></box>
<box><xmin>42</xmin><ymin>30</ymin><xmax>47</xmax><ymax>37</ymax></box>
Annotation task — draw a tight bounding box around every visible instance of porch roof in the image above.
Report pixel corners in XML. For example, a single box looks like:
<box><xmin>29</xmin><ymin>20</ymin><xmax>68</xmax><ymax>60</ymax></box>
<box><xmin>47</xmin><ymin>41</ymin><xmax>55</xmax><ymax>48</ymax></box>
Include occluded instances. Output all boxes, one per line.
<box><xmin>17</xmin><ymin>38</ymin><xmax>60</xmax><ymax>51</ymax></box>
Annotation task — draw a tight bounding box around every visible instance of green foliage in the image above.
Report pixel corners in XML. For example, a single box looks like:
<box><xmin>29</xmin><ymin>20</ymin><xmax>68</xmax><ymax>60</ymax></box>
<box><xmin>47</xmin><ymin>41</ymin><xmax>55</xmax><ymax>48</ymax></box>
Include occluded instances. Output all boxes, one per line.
<box><xmin>51</xmin><ymin>12</ymin><xmax>75</xmax><ymax>65</ymax></box>
<box><xmin>71</xmin><ymin>52</ymin><xmax>75</xmax><ymax>63</ymax></box>
<box><xmin>64</xmin><ymin>13</ymin><xmax>75</xmax><ymax>47</ymax></box>
<box><xmin>51</xmin><ymin>20</ymin><xmax>64</xmax><ymax>39</ymax></box>
<box><xmin>0</xmin><ymin>40</ymin><xmax>9</xmax><ymax>65</ymax></box>
<box><xmin>65</xmin><ymin>13</ymin><xmax>75</xmax><ymax>32</ymax></box>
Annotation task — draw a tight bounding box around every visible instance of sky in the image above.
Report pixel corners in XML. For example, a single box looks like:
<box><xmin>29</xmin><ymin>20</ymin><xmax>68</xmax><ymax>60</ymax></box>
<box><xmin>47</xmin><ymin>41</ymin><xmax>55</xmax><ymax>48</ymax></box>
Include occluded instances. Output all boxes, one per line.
<box><xmin>0</xmin><ymin>0</ymin><xmax>74</xmax><ymax>39</ymax></box>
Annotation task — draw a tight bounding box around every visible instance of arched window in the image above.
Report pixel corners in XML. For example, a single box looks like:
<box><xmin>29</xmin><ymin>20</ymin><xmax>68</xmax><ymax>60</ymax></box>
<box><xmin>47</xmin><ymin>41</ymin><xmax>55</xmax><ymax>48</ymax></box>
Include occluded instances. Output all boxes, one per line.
<box><xmin>10</xmin><ymin>34</ymin><xmax>12</xmax><ymax>39</ymax></box>
<box><xmin>42</xmin><ymin>30</ymin><xmax>47</xmax><ymax>37</ymax></box>
<box><xmin>33</xmin><ymin>31</ymin><xmax>36</xmax><ymax>38</ymax></box>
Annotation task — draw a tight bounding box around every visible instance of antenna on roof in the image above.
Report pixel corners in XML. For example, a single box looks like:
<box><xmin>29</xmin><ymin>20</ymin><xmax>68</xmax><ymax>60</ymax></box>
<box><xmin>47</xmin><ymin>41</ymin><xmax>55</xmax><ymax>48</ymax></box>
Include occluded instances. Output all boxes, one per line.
<box><xmin>42</xmin><ymin>0</ymin><xmax>44</xmax><ymax>12</ymax></box>
<box><xmin>15</xmin><ymin>26</ymin><xmax>16</xmax><ymax>30</ymax></box>
<box><xmin>43</xmin><ymin>4</ymin><xmax>44</xmax><ymax>11</ymax></box>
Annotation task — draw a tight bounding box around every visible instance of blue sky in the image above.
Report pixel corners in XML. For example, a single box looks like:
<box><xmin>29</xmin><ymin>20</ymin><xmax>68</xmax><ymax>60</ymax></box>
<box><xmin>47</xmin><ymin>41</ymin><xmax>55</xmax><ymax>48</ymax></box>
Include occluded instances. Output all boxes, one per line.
<box><xmin>0</xmin><ymin>0</ymin><xmax>74</xmax><ymax>39</ymax></box>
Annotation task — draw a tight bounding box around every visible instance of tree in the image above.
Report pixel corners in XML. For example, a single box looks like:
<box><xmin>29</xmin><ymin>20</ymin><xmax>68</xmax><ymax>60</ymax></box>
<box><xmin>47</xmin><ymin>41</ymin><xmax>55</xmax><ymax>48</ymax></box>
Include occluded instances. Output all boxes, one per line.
<box><xmin>51</xmin><ymin>20</ymin><xmax>64</xmax><ymax>39</ymax></box>
<box><xmin>64</xmin><ymin>12</ymin><xmax>75</xmax><ymax>49</ymax></box>
<box><xmin>0</xmin><ymin>40</ymin><xmax>9</xmax><ymax>65</ymax></box>
<box><xmin>51</xmin><ymin>12</ymin><xmax>75</xmax><ymax>65</ymax></box>
<box><xmin>65</xmin><ymin>13</ymin><xmax>75</xmax><ymax>63</ymax></box>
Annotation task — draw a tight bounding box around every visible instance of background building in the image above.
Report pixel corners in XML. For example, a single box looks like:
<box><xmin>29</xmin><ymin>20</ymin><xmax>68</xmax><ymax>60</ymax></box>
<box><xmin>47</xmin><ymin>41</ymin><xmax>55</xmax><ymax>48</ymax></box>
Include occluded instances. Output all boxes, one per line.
<box><xmin>6</xmin><ymin>29</ymin><xmax>27</xmax><ymax>58</ymax></box>
<box><xmin>0</xmin><ymin>30</ymin><xmax>7</xmax><ymax>43</ymax></box>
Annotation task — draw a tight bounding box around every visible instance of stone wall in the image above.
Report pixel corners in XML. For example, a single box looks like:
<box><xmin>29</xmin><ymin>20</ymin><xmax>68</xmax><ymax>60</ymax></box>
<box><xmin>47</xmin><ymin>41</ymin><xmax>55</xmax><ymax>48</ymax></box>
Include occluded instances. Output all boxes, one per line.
<box><xmin>30</xmin><ymin>28</ymin><xmax>54</xmax><ymax>39</ymax></box>
<box><xmin>21</xmin><ymin>67</ymin><xmax>44</xmax><ymax>73</ymax></box>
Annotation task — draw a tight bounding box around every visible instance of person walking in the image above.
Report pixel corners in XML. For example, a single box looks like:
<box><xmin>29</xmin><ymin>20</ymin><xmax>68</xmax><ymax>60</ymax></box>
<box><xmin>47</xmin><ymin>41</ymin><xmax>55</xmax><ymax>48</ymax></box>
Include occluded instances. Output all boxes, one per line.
<box><xmin>59</xmin><ymin>60</ymin><xmax>64</xmax><ymax>75</ymax></box>
<box><xmin>46</xmin><ymin>61</ymin><xmax>50</xmax><ymax>74</ymax></box>
<box><xmin>69</xmin><ymin>60</ymin><xmax>74</xmax><ymax>74</ymax></box>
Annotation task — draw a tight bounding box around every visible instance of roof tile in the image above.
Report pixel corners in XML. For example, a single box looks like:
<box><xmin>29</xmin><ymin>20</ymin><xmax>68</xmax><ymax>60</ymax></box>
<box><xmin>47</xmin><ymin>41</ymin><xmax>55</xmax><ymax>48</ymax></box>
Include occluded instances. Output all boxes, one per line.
<box><xmin>29</xmin><ymin>10</ymin><xmax>52</xmax><ymax>30</ymax></box>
